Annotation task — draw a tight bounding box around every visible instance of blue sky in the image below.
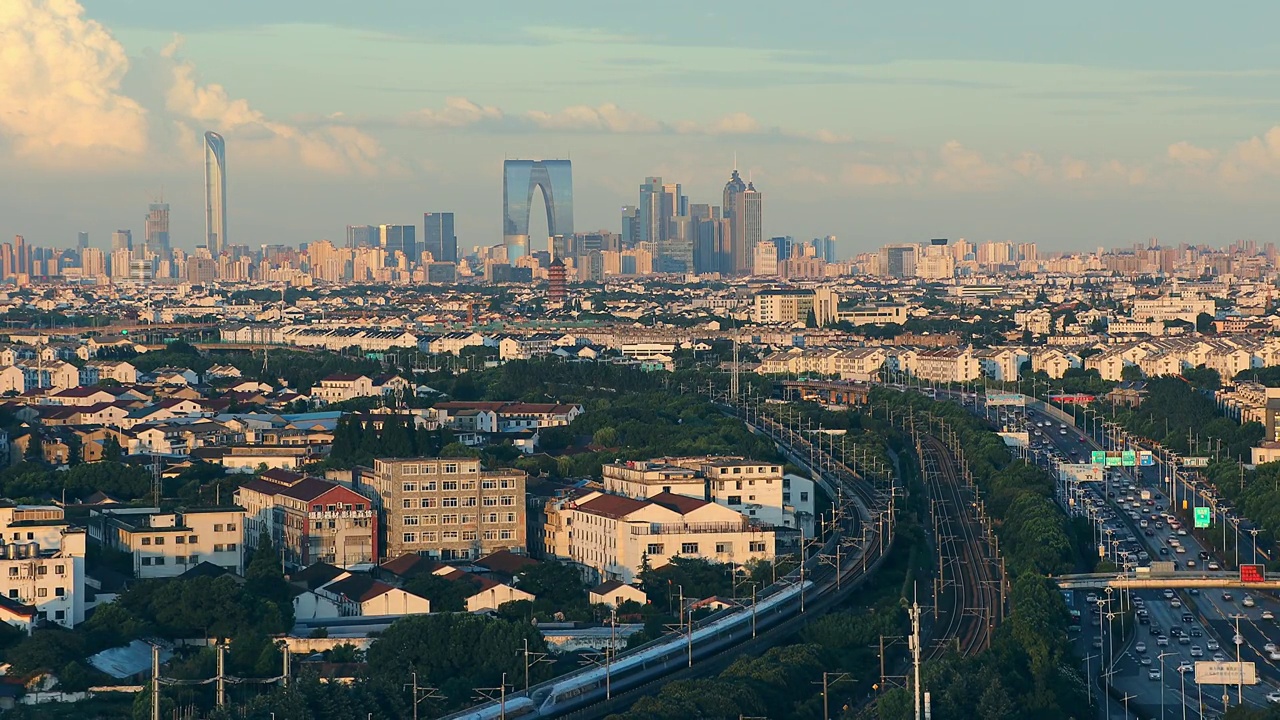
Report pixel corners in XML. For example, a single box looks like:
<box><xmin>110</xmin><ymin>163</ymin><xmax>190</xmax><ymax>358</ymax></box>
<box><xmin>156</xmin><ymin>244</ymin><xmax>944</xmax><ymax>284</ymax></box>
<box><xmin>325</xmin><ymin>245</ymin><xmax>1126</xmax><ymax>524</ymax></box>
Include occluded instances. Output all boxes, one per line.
<box><xmin>5</xmin><ymin>0</ymin><xmax>1280</xmax><ymax>255</ymax></box>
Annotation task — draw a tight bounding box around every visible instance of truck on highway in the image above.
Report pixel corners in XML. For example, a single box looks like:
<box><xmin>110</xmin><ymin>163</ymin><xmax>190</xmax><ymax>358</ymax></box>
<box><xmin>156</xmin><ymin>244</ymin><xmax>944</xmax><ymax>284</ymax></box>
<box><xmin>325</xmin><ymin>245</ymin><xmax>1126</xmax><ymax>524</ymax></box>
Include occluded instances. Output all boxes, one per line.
<box><xmin>1140</xmin><ymin>489</ymin><xmax>1152</xmax><ymax>501</ymax></box>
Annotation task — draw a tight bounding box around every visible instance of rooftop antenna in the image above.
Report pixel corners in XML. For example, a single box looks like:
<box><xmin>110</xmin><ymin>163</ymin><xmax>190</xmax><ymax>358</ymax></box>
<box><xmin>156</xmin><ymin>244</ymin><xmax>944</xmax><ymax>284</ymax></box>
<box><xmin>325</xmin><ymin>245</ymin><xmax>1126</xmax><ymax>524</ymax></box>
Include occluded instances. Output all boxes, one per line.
<box><xmin>733</xmin><ymin>151</ymin><xmax>738</xmax><ymax>171</ymax></box>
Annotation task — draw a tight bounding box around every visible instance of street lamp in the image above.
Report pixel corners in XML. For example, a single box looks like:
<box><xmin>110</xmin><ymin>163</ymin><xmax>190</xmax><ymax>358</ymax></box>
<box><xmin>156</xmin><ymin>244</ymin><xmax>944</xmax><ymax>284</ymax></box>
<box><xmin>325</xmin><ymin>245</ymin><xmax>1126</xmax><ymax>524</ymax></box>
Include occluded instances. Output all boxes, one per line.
<box><xmin>1249</xmin><ymin>528</ymin><xmax>1261</xmax><ymax>564</ymax></box>
<box><xmin>1157</xmin><ymin>651</ymin><xmax>1177</xmax><ymax>720</ymax></box>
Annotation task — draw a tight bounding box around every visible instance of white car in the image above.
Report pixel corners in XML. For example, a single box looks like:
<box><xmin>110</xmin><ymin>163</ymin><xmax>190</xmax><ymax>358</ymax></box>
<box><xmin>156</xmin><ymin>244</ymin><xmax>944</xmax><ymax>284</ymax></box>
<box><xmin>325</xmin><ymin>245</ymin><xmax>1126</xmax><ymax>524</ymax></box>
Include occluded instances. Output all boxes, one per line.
<box><xmin>1266</xmin><ymin>643</ymin><xmax>1277</xmax><ymax>654</ymax></box>
<box><xmin>1268</xmin><ymin>691</ymin><xmax>1280</xmax><ymax>704</ymax></box>
<box><xmin>1245</xmin><ymin>596</ymin><xmax>1257</xmax><ymax>608</ymax></box>
<box><xmin>1208</xmin><ymin>639</ymin><xmax>1220</xmax><ymax>651</ymax></box>
<box><xmin>1265</xmin><ymin>611</ymin><xmax>1275</xmax><ymax>621</ymax></box>
<box><xmin>1214</xmin><ymin>652</ymin><xmax>1227</xmax><ymax>662</ymax></box>
<box><xmin>1171</xmin><ymin>598</ymin><xmax>1182</xmax><ymax>608</ymax></box>
<box><xmin>1270</xmin><ymin>650</ymin><xmax>1280</xmax><ymax>661</ymax></box>
<box><xmin>1178</xmin><ymin>661</ymin><xmax>1194</xmax><ymax>673</ymax></box>
<box><xmin>1135</xmin><ymin>642</ymin><xmax>1147</xmax><ymax>653</ymax></box>
<box><xmin>1191</xmin><ymin>646</ymin><xmax>1203</xmax><ymax>657</ymax></box>
<box><xmin>1163</xmin><ymin>589</ymin><xmax>1175</xmax><ymax>599</ymax></box>
<box><xmin>1140</xmin><ymin>655</ymin><xmax>1152</xmax><ymax>665</ymax></box>
<box><xmin>1149</xmin><ymin>669</ymin><xmax>1162</xmax><ymax>681</ymax></box>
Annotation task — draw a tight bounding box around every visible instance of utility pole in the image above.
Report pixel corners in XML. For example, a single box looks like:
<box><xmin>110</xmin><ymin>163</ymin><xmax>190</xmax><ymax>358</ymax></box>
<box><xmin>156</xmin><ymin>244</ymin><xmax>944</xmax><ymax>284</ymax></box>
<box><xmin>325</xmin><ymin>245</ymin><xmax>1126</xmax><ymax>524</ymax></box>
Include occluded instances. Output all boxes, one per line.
<box><xmin>910</xmin><ymin>592</ymin><xmax>923</xmax><ymax>720</ymax></box>
<box><xmin>815</xmin><ymin>671</ymin><xmax>851</xmax><ymax>720</ymax></box>
<box><xmin>405</xmin><ymin>672</ymin><xmax>444</xmax><ymax>720</ymax></box>
<box><xmin>151</xmin><ymin>644</ymin><xmax>160</xmax><ymax>720</ymax></box>
<box><xmin>216</xmin><ymin>642</ymin><xmax>226</xmax><ymax>707</ymax></box>
<box><xmin>521</xmin><ymin>638</ymin><xmax>549</xmax><ymax>692</ymax></box>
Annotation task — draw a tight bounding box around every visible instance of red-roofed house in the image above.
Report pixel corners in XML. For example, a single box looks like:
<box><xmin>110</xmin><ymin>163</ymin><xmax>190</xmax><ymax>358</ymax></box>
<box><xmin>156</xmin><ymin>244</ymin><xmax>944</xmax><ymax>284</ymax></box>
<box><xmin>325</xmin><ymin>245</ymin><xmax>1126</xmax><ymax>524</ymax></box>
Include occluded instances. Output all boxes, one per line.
<box><xmin>237</xmin><ymin>473</ymin><xmax>377</xmax><ymax>569</ymax></box>
<box><xmin>542</xmin><ymin>490</ymin><xmax>778</xmax><ymax>584</ymax></box>
<box><xmin>293</xmin><ymin>570</ymin><xmax>431</xmax><ymax>618</ymax></box>
<box><xmin>431</xmin><ymin>567</ymin><xmax>534</xmax><ymax>612</ymax></box>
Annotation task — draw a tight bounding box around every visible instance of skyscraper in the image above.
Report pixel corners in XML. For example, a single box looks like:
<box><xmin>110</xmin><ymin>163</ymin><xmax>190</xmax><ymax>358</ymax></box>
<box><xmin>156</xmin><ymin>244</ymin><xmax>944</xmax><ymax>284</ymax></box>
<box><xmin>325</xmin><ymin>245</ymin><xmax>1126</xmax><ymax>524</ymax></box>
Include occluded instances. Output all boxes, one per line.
<box><xmin>111</xmin><ymin>230</ymin><xmax>132</xmax><ymax>254</ymax></box>
<box><xmin>722</xmin><ymin>167</ymin><xmax>748</xmax><ymax>274</ymax></box>
<box><xmin>346</xmin><ymin>225</ymin><xmax>379</xmax><ymax>249</ymax></box>
<box><xmin>76</xmin><ymin>232</ymin><xmax>89</xmax><ymax>251</ymax></box>
<box><xmin>204</xmin><ymin>131</ymin><xmax>227</xmax><ymax>255</ymax></box>
<box><xmin>620</xmin><ymin>206</ymin><xmax>639</xmax><ymax>247</ymax></box>
<box><xmin>503</xmin><ymin>159</ymin><xmax>573</xmax><ymax>263</ymax></box>
<box><xmin>145</xmin><ymin>202</ymin><xmax>170</xmax><ymax>256</ymax></box>
<box><xmin>740</xmin><ymin>182</ymin><xmax>763</xmax><ymax>273</ymax></box>
<box><xmin>379</xmin><ymin>225</ymin><xmax>416</xmax><ymax>264</ymax></box>
<box><xmin>423</xmin><ymin>212</ymin><xmax>457</xmax><ymax>263</ymax></box>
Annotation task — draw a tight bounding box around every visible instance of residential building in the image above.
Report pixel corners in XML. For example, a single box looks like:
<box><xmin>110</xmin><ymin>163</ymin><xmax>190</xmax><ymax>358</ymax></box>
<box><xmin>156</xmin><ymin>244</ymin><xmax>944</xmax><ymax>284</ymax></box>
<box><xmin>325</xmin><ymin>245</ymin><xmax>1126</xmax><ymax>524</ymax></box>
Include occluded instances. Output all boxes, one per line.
<box><xmin>369</xmin><ymin>457</ymin><xmax>527</xmax><ymax>561</ymax></box>
<box><xmin>237</xmin><ymin>470</ymin><xmax>378</xmax><ymax>569</ymax></box>
<box><xmin>90</xmin><ymin>507</ymin><xmax>246</xmax><ymax>579</ymax></box>
<box><xmin>0</xmin><ymin>505</ymin><xmax>86</xmax><ymax>629</ymax></box>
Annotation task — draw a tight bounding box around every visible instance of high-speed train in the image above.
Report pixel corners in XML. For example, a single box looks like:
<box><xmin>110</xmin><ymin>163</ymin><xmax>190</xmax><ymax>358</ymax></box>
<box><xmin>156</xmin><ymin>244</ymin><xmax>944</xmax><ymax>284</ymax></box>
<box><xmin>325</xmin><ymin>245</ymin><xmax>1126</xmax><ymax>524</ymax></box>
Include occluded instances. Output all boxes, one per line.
<box><xmin>445</xmin><ymin>579</ymin><xmax>813</xmax><ymax>720</ymax></box>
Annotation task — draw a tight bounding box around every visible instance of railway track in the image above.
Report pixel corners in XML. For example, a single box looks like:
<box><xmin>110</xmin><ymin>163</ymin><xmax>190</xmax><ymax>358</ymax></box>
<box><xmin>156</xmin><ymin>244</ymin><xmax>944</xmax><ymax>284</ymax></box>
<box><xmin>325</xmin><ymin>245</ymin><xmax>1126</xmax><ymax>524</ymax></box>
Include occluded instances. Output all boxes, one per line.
<box><xmin>918</xmin><ymin>433</ymin><xmax>1001</xmax><ymax>659</ymax></box>
<box><xmin>440</xmin><ymin>395</ymin><xmax>896</xmax><ymax>720</ymax></box>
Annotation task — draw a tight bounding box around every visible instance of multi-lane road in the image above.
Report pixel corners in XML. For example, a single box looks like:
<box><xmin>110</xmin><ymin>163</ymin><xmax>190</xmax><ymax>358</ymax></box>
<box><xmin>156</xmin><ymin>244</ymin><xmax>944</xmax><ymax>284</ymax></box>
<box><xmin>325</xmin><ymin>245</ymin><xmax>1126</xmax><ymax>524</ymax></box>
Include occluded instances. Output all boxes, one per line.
<box><xmin>1014</xmin><ymin>404</ymin><xmax>1280</xmax><ymax>718</ymax></box>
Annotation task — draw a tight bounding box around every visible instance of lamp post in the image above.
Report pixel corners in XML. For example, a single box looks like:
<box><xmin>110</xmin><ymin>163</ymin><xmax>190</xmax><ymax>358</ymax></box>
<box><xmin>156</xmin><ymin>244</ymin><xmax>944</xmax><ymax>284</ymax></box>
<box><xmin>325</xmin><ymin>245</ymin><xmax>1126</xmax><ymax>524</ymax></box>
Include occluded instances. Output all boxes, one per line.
<box><xmin>1157</xmin><ymin>651</ymin><xmax>1177</xmax><ymax>720</ymax></box>
<box><xmin>1249</xmin><ymin>528</ymin><xmax>1261</xmax><ymax>564</ymax></box>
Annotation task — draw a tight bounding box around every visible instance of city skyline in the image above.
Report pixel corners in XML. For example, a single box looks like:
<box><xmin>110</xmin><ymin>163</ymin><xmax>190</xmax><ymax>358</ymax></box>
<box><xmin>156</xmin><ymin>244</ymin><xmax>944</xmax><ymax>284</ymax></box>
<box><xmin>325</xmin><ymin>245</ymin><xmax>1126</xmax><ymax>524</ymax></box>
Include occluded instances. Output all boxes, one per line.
<box><xmin>10</xmin><ymin>1</ymin><xmax>1280</xmax><ymax>252</ymax></box>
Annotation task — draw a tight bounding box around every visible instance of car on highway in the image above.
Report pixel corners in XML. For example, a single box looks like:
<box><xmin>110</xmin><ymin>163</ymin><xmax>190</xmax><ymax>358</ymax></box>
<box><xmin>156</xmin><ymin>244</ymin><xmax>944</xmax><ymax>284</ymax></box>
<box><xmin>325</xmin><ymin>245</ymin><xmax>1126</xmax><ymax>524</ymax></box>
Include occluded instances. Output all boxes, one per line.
<box><xmin>1149</xmin><ymin>669</ymin><xmax>1162</xmax><ymax>681</ymax></box>
<box><xmin>1179</xmin><ymin>635</ymin><xmax>1191</xmax><ymax>645</ymax></box>
<box><xmin>1270</xmin><ymin>650</ymin><xmax>1280</xmax><ymax>662</ymax></box>
<box><xmin>1268</xmin><ymin>691</ymin><xmax>1280</xmax><ymax>704</ymax></box>
<box><xmin>1208</xmin><ymin>562</ymin><xmax>1221</xmax><ymax>570</ymax></box>
<box><xmin>1171</xmin><ymin>598</ymin><xmax>1183</xmax><ymax>608</ymax></box>
<box><xmin>1190</xmin><ymin>628</ymin><xmax>1202</xmax><ymax>637</ymax></box>
<box><xmin>1157</xmin><ymin>635</ymin><xmax>1169</xmax><ymax>646</ymax></box>
<box><xmin>1178</xmin><ymin>661</ymin><xmax>1194</xmax><ymax>673</ymax></box>
<box><xmin>1182</xmin><ymin>613</ymin><xmax>1195</xmax><ymax>624</ymax></box>
<box><xmin>1150</xmin><ymin>624</ymin><xmax>1162</xmax><ymax>636</ymax></box>
<box><xmin>1191</xmin><ymin>645</ymin><xmax>1203</xmax><ymax>657</ymax></box>
<box><xmin>1140</xmin><ymin>655</ymin><xmax>1152</xmax><ymax>665</ymax></box>
<box><xmin>1214</xmin><ymin>652</ymin><xmax>1227</xmax><ymax>662</ymax></box>
<box><xmin>1223</xmin><ymin>592</ymin><xmax>1234</xmax><ymax>601</ymax></box>
<box><xmin>1162</xmin><ymin>589</ymin><xmax>1175</xmax><ymax>599</ymax></box>
<box><xmin>1245</xmin><ymin>596</ymin><xmax>1257</xmax><ymax>608</ymax></box>
<box><xmin>1264</xmin><ymin>610</ymin><xmax>1275</xmax><ymax>621</ymax></box>
<box><xmin>1207</xmin><ymin>639</ymin><xmax>1220</xmax><ymax>651</ymax></box>
<box><xmin>1264</xmin><ymin>643</ymin><xmax>1276</xmax><ymax>654</ymax></box>
<box><xmin>1135</xmin><ymin>642</ymin><xmax>1147</xmax><ymax>653</ymax></box>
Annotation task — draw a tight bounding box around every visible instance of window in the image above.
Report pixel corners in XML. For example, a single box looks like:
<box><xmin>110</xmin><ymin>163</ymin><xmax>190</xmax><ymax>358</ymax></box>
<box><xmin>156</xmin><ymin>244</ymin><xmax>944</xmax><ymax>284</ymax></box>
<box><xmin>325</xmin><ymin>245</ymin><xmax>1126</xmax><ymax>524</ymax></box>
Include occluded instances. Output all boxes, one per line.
<box><xmin>735</xmin><ymin>481</ymin><xmax>743</xmax><ymax>490</ymax></box>
<box><xmin>482</xmin><ymin>479</ymin><xmax>497</xmax><ymax>489</ymax></box>
<box><xmin>176</xmin><ymin>536</ymin><xmax>185</xmax><ymax>544</ymax></box>
<box><xmin>461</xmin><ymin>497</ymin><xmax>477</xmax><ymax>507</ymax></box>
<box><xmin>356</xmin><ymin>504</ymin><xmax>365</xmax><ymax>511</ymax></box>
<box><xmin>189</xmin><ymin>555</ymin><xmax>198</xmax><ymax>565</ymax></box>
<box><xmin>402</xmin><ymin>499</ymin><xmax>416</xmax><ymax>509</ymax></box>
<box><xmin>6</xmin><ymin>568</ymin><xmax>14</xmax><ymax>577</ymax></box>
<box><xmin>36</xmin><ymin>566</ymin><xmax>46</xmax><ymax>576</ymax></box>
<box><xmin>55</xmin><ymin>587</ymin><xmax>64</xmax><ymax>597</ymax></box>
<box><xmin>499</xmin><ymin>529</ymin><xmax>513</xmax><ymax>540</ymax></box>
<box><xmin>422</xmin><ymin>464</ymin><xmax>436</xmax><ymax>474</ymax></box>
<box><xmin>54</xmin><ymin>565</ymin><xmax>63</xmax><ymax>575</ymax></box>
<box><xmin>442</xmin><ymin>480</ymin><xmax>458</xmax><ymax>491</ymax></box>
<box><xmin>314</xmin><ymin>521</ymin><xmax>323</xmax><ymax>530</ymax></box>
<box><xmin>421</xmin><ymin>498</ymin><xmax>436</xmax><ymax>508</ymax></box>
<box><xmin>154</xmin><ymin>537</ymin><xmax>164</xmax><ymax>546</ymax></box>
<box><xmin>483</xmin><ymin>497</ymin><xmax>498</xmax><ymax>506</ymax></box>
<box><xmin>442</xmin><ymin>531</ymin><xmax>459</xmax><ymax>540</ymax></box>
<box><xmin>716</xmin><ymin>543</ymin><xmax>731</xmax><ymax>554</ymax></box>
<box><xmin>441</xmin><ymin>514</ymin><xmax>459</xmax><ymax>525</ymax></box>
<box><xmin>189</xmin><ymin>536</ymin><xmax>198</xmax><ymax>544</ymax></box>
<box><xmin>423</xmin><ymin>515</ymin><xmax>438</xmax><ymax>525</ymax></box>
<box><xmin>175</xmin><ymin>556</ymin><xmax>186</xmax><ymax>565</ymax></box>
<box><xmin>402</xmin><ymin>482</ymin><xmax>418</xmax><ymax>492</ymax></box>
<box><xmin>646</xmin><ymin>543</ymin><xmax>665</xmax><ymax>555</ymax></box>
<box><xmin>461</xmin><ymin>481</ymin><xmax>476</xmax><ymax>491</ymax></box>
<box><xmin>441</xmin><ymin>497</ymin><xmax>459</xmax><ymax>508</ymax></box>
<box><xmin>727</xmin><ymin>496</ymin><xmax>742</xmax><ymax>506</ymax></box>
<box><xmin>486</xmin><ymin>513</ymin><xmax>499</xmax><ymax>523</ymax></box>
<box><xmin>312</xmin><ymin>504</ymin><xmax>322</xmax><ymax>512</ymax></box>
<box><xmin>500</xmin><ymin>479</ymin><xmax>514</xmax><ymax>489</ymax></box>
<box><xmin>505</xmin><ymin>513</ymin><xmax>516</xmax><ymax>523</ymax></box>
<box><xmin>500</xmin><ymin>496</ymin><xmax>515</xmax><ymax>506</ymax></box>
<box><xmin>461</xmin><ymin>531</ymin><xmax>477</xmax><ymax>541</ymax></box>
<box><xmin>680</xmin><ymin>542</ymin><xmax>699</xmax><ymax>554</ymax></box>
<box><xmin>403</xmin><ymin>465</ymin><xmax>419</xmax><ymax>475</ymax></box>
<box><xmin>442</xmin><ymin>462</ymin><xmax>459</xmax><ymax>474</ymax></box>
<box><xmin>403</xmin><ymin>532</ymin><xmax>418</xmax><ymax>543</ymax></box>
<box><xmin>422</xmin><ymin>481</ymin><xmax>437</xmax><ymax>491</ymax></box>
<box><xmin>749</xmin><ymin>495</ymin><xmax>756</xmax><ymax>501</ymax></box>
<box><xmin>6</xmin><ymin>590</ymin><xmax>14</xmax><ymax>599</ymax></box>
<box><xmin>403</xmin><ymin>516</ymin><xmax>420</xmax><ymax>526</ymax></box>
<box><xmin>227</xmin><ymin>544</ymin><xmax>237</xmax><ymax>551</ymax></box>
<box><xmin>460</xmin><ymin>515</ymin><xmax>473</xmax><ymax>524</ymax></box>
<box><xmin>154</xmin><ymin>558</ymin><xmax>165</xmax><ymax>565</ymax></box>
<box><xmin>37</xmin><ymin>588</ymin><xmax>46</xmax><ymax>597</ymax></box>
<box><xmin>422</xmin><ymin>532</ymin><xmax>437</xmax><ymax>542</ymax></box>
<box><xmin>141</xmin><ymin>537</ymin><xmax>151</xmax><ymax>546</ymax></box>
<box><xmin>483</xmin><ymin>530</ymin><xmax>496</xmax><ymax>541</ymax></box>
<box><xmin>749</xmin><ymin>542</ymin><xmax>767</xmax><ymax>553</ymax></box>
<box><xmin>214</xmin><ymin>544</ymin><xmax>225</xmax><ymax>552</ymax></box>
<box><xmin>800</xmin><ymin>492</ymin><xmax>809</xmax><ymax>502</ymax></box>
<box><xmin>141</xmin><ymin>558</ymin><xmax>152</xmax><ymax>566</ymax></box>
<box><xmin>214</xmin><ymin>524</ymin><xmax>224</xmax><ymax>532</ymax></box>
<box><xmin>227</xmin><ymin>524</ymin><xmax>237</xmax><ymax>532</ymax></box>
<box><xmin>55</xmin><ymin>610</ymin><xmax>65</xmax><ymax>620</ymax></box>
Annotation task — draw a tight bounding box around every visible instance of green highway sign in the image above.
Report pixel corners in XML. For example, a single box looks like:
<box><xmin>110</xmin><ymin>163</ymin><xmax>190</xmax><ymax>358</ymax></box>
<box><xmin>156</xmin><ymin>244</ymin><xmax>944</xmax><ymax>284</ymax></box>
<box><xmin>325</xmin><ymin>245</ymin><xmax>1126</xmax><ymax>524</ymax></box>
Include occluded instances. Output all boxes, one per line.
<box><xmin>1091</xmin><ymin>450</ymin><xmax>1106</xmax><ymax>465</ymax></box>
<box><xmin>1194</xmin><ymin>507</ymin><xmax>1211</xmax><ymax>529</ymax></box>
<box><xmin>1121</xmin><ymin>451</ymin><xmax>1137</xmax><ymax>467</ymax></box>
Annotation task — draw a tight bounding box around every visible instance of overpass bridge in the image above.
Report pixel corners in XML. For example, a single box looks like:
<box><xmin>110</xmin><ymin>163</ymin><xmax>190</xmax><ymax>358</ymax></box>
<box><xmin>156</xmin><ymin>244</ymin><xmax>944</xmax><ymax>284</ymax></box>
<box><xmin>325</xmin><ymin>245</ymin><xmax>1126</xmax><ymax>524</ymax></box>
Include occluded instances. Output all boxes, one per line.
<box><xmin>1054</xmin><ymin>571</ymin><xmax>1280</xmax><ymax>591</ymax></box>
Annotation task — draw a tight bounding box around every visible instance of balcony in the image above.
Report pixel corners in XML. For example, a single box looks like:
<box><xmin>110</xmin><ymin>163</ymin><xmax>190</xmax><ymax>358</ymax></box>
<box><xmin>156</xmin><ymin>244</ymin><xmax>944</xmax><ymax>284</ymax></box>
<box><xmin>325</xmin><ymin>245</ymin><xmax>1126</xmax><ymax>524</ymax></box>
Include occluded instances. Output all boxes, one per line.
<box><xmin>629</xmin><ymin>521</ymin><xmax>768</xmax><ymax>536</ymax></box>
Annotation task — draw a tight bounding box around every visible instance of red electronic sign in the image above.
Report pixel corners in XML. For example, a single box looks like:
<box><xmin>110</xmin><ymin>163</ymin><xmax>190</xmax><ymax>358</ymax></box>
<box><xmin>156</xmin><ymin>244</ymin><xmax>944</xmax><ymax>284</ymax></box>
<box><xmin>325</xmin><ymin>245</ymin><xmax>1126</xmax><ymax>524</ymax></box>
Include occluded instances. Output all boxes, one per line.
<box><xmin>1241</xmin><ymin>564</ymin><xmax>1266</xmax><ymax>583</ymax></box>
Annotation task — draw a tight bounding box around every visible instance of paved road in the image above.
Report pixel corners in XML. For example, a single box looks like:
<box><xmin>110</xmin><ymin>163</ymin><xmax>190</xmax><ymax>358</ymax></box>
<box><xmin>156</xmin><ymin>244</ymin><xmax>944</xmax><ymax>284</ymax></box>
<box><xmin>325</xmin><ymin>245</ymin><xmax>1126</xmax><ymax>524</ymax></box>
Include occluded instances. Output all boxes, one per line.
<box><xmin>1010</xmin><ymin>404</ymin><xmax>1280</xmax><ymax>718</ymax></box>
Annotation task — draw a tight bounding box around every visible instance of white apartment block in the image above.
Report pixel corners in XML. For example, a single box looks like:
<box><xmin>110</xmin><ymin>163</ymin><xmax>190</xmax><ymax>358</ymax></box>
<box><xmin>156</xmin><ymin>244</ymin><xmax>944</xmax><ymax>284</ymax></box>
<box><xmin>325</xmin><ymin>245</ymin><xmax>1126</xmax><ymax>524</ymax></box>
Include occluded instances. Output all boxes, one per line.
<box><xmin>0</xmin><ymin>505</ymin><xmax>86</xmax><ymax>630</ymax></box>
<box><xmin>90</xmin><ymin>507</ymin><xmax>246</xmax><ymax>579</ymax></box>
<box><xmin>545</xmin><ymin>490</ymin><xmax>777</xmax><ymax>584</ymax></box>
<box><xmin>311</xmin><ymin>375</ymin><xmax>375</xmax><ymax>404</ymax></box>
<box><xmin>1130</xmin><ymin>294</ymin><xmax>1215</xmax><ymax>324</ymax></box>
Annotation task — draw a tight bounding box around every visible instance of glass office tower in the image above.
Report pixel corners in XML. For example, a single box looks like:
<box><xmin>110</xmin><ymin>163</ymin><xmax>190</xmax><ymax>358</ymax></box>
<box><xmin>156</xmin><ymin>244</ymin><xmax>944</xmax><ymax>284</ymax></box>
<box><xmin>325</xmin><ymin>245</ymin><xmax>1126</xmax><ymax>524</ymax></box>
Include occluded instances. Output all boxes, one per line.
<box><xmin>502</xmin><ymin>159</ymin><xmax>573</xmax><ymax>263</ymax></box>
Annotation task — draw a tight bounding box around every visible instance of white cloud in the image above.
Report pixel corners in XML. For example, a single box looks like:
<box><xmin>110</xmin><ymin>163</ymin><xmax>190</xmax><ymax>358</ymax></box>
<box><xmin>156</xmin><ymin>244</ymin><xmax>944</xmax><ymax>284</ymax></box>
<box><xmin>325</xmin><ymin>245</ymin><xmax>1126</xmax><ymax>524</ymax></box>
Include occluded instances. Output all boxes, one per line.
<box><xmin>842</xmin><ymin>163</ymin><xmax>910</xmax><ymax>187</ymax></box>
<box><xmin>0</xmin><ymin>0</ymin><xmax>149</xmax><ymax>165</ymax></box>
<box><xmin>706</xmin><ymin>112</ymin><xmax>763</xmax><ymax>135</ymax></box>
<box><xmin>162</xmin><ymin>38</ymin><xmax>392</xmax><ymax>176</ymax></box>
<box><xmin>524</xmin><ymin>103</ymin><xmax>663</xmax><ymax>133</ymax></box>
<box><xmin>1167</xmin><ymin>141</ymin><xmax>1215</xmax><ymax>165</ymax></box>
<box><xmin>407</xmin><ymin>96</ymin><xmax>504</xmax><ymax>128</ymax></box>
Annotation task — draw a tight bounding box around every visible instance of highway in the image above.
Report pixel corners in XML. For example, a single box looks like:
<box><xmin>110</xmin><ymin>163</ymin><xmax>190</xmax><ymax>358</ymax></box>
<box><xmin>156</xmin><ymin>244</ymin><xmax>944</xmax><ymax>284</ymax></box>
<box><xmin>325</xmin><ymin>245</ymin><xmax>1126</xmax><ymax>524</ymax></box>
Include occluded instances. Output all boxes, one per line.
<box><xmin>1018</xmin><ymin>403</ymin><xmax>1280</xmax><ymax>718</ymax></box>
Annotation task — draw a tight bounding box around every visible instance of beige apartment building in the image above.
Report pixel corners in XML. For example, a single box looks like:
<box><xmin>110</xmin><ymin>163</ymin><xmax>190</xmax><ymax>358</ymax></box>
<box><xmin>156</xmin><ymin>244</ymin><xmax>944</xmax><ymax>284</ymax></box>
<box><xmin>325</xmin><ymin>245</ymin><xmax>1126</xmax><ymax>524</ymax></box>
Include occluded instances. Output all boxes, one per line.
<box><xmin>370</xmin><ymin>457</ymin><xmax>526</xmax><ymax>561</ymax></box>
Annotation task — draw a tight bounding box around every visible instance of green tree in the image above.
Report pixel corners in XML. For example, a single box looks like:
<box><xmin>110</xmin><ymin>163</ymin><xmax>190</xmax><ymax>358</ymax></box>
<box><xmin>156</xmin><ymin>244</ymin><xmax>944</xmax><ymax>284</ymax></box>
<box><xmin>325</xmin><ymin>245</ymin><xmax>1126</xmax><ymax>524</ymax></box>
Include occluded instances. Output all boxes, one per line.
<box><xmin>101</xmin><ymin>435</ymin><xmax>123</xmax><ymax>462</ymax></box>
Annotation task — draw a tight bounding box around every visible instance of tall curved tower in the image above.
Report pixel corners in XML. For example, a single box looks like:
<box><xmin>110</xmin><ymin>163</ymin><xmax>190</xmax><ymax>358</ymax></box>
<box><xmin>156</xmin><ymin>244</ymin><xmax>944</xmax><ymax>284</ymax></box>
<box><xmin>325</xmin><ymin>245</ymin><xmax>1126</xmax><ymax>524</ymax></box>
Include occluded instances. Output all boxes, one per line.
<box><xmin>503</xmin><ymin>159</ymin><xmax>573</xmax><ymax>263</ymax></box>
<box><xmin>204</xmin><ymin>131</ymin><xmax>227</xmax><ymax>256</ymax></box>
